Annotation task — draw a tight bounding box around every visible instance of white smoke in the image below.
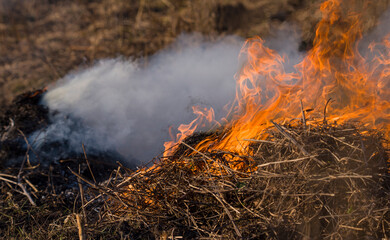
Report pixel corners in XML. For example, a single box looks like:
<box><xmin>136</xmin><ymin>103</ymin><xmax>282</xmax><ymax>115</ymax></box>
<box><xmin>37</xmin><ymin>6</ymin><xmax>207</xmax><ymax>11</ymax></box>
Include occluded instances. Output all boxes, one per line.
<box><xmin>29</xmin><ymin>23</ymin><xmax>305</xmax><ymax>166</ymax></box>
<box><xmin>39</xmin><ymin>34</ymin><xmax>244</xmax><ymax>164</ymax></box>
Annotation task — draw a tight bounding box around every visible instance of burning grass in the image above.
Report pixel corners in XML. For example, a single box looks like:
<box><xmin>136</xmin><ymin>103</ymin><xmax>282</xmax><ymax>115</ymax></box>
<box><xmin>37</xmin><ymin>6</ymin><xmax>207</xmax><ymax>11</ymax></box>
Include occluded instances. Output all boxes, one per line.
<box><xmin>1</xmin><ymin>112</ymin><xmax>390</xmax><ymax>239</ymax></box>
<box><xmin>101</xmin><ymin>120</ymin><xmax>390</xmax><ymax>239</ymax></box>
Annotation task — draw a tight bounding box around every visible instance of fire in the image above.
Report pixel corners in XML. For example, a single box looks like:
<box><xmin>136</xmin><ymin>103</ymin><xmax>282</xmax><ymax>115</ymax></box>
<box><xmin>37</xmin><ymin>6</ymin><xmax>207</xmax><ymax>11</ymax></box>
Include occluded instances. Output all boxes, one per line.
<box><xmin>163</xmin><ymin>105</ymin><xmax>217</xmax><ymax>157</ymax></box>
<box><xmin>164</xmin><ymin>0</ymin><xmax>390</xmax><ymax>165</ymax></box>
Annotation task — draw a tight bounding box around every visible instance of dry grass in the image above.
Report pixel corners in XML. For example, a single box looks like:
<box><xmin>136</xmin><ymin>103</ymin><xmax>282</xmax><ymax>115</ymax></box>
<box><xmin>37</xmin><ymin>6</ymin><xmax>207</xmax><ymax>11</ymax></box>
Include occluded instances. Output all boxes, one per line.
<box><xmin>0</xmin><ymin>155</ymin><xmax>133</xmax><ymax>239</ymax></box>
<box><xmin>2</xmin><ymin>118</ymin><xmax>389</xmax><ymax>239</ymax></box>
<box><xmin>96</xmin><ymin>120</ymin><xmax>390</xmax><ymax>239</ymax></box>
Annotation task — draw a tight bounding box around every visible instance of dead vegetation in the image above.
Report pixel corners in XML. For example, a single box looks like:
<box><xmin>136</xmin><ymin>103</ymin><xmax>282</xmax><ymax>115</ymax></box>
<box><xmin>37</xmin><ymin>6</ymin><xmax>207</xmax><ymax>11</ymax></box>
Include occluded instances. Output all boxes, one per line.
<box><xmin>2</xmin><ymin>119</ymin><xmax>389</xmax><ymax>239</ymax></box>
<box><xmin>86</xmin><ymin>120</ymin><xmax>389</xmax><ymax>239</ymax></box>
<box><xmin>1</xmin><ymin>101</ymin><xmax>389</xmax><ymax>239</ymax></box>
<box><xmin>0</xmin><ymin>89</ymin><xmax>389</xmax><ymax>240</ymax></box>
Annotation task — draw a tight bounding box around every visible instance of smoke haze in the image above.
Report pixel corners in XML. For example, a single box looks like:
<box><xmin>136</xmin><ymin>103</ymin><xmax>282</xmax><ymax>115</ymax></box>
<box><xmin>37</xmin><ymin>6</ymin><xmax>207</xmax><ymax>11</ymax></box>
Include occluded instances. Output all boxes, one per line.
<box><xmin>34</xmin><ymin>26</ymin><xmax>307</xmax><ymax>166</ymax></box>
<box><xmin>38</xmin><ymin>12</ymin><xmax>390</xmax><ymax>166</ymax></box>
<box><xmin>39</xmin><ymin>34</ymin><xmax>244</xmax><ymax>164</ymax></box>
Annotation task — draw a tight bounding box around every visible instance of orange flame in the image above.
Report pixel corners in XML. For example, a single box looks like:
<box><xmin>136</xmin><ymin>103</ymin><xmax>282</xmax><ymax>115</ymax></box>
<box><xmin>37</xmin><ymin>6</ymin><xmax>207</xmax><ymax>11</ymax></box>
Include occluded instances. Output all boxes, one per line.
<box><xmin>163</xmin><ymin>105</ymin><xmax>217</xmax><ymax>157</ymax></box>
<box><xmin>165</xmin><ymin>0</ymin><xmax>390</xmax><ymax>165</ymax></box>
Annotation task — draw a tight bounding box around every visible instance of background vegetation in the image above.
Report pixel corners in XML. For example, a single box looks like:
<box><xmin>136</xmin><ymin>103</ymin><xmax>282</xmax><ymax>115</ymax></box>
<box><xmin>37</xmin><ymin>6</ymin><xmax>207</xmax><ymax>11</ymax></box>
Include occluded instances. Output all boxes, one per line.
<box><xmin>0</xmin><ymin>0</ymin><xmax>328</xmax><ymax>107</ymax></box>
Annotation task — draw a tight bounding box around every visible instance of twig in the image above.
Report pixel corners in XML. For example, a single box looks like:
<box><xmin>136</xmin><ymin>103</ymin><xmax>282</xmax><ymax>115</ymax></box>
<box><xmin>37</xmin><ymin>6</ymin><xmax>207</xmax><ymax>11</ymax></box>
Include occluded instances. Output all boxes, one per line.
<box><xmin>18</xmin><ymin>182</ymin><xmax>36</xmax><ymax>206</ymax></box>
<box><xmin>179</xmin><ymin>141</ymin><xmax>214</xmax><ymax>162</ymax></box>
<box><xmin>310</xmin><ymin>174</ymin><xmax>372</xmax><ymax>181</ymax></box>
<box><xmin>184</xmin><ymin>203</ymin><xmax>205</xmax><ymax>235</ymax></box>
<box><xmin>78</xmin><ymin>165</ymin><xmax>87</xmax><ymax>221</ymax></box>
<box><xmin>243</xmin><ymin>139</ymin><xmax>277</xmax><ymax>144</ymax></box>
<box><xmin>339</xmin><ymin>224</ymin><xmax>363</xmax><ymax>231</ymax></box>
<box><xmin>23</xmin><ymin>177</ymin><xmax>38</xmax><ymax>193</ymax></box>
<box><xmin>15</xmin><ymin>130</ymin><xmax>41</xmax><ymax>171</ymax></box>
<box><xmin>116</xmin><ymin>170</ymin><xmax>144</xmax><ymax>188</ymax></box>
<box><xmin>203</xmin><ymin>188</ymin><xmax>242</xmax><ymax>238</ymax></box>
<box><xmin>323</xmin><ymin>98</ymin><xmax>332</xmax><ymax>124</ymax></box>
<box><xmin>76</xmin><ymin>213</ymin><xmax>86</xmax><ymax>240</ymax></box>
<box><xmin>14</xmin><ymin>130</ymin><xmax>37</xmax><ymax>206</ymax></box>
<box><xmin>271</xmin><ymin>121</ymin><xmax>326</xmax><ymax>167</ymax></box>
<box><xmin>82</xmin><ymin>144</ymin><xmax>96</xmax><ymax>184</ymax></box>
<box><xmin>17</xmin><ymin>129</ymin><xmax>34</xmax><ymax>167</ymax></box>
<box><xmin>0</xmin><ymin>173</ymin><xmax>17</xmax><ymax>179</ymax></box>
<box><xmin>359</xmin><ymin>134</ymin><xmax>368</xmax><ymax>165</ymax></box>
<box><xmin>271</xmin><ymin>120</ymin><xmax>309</xmax><ymax>155</ymax></box>
<box><xmin>135</xmin><ymin>0</ymin><xmax>145</xmax><ymax>27</ymax></box>
<box><xmin>257</xmin><ymin>156</ymin><xmax>313</xmax><ymax>168</ymax></box>
<box><xmin>0</xmin><ymin>176</ymin><xmax>18</xmax><ymax>185</ymax></box>
<box><xmin>83</xmin><ymin>194</ymin><xmax>103</xmax><ymax>208</ymax></box>
<box><xmin>179</xmin><ymin>141</ymin><xmax>230</xmax><ymax>174</ymax></box>
<box><xmin>281</xmin><ymin>193</ymin><xmax>335</xmax><ymax>197</ymax></box>
<box><xmin>300</xmin><ymin>100</ymin><xmax>306</xmax><ymax>128</ymax></box>
<box><xmin>68</xmin><ymin>167</ymin><xmax>127</xmax><ymax>207</ymax></box>
<box><xmin>324</xmin><ymin>133</ymin><xmax>362</xmax><ymax>152</ymax></box>
<box><xmin>69</xmin><ymin>167</ymin><xmax>99</xmax><ymax>189</ymax></box>
<box><xmin>49</xmin><ymin>165</ymin><xmax>56</xmax><ymax>195</ymax></box>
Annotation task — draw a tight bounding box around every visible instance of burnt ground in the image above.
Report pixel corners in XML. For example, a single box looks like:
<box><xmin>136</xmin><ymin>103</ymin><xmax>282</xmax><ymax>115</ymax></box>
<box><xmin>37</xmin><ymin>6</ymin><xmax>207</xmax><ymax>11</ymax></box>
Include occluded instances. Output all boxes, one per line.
<box><xmin>0</xmin><ymin>88</ymin><xmax>129</xmax><ymax>173</ymax></box>
<box><xmin>0</xmin><ymin>90</ymin><xmax>132</xmax><ymax>239</ymax></box>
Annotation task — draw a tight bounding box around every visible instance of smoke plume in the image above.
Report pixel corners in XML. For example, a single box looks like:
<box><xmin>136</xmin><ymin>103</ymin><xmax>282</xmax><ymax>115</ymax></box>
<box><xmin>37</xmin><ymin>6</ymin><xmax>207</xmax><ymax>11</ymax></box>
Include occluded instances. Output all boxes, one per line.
<box><xmin>38</xmin><ymin>34</ymin><xmax>244</xmax><ymax>164</ymax></box>
<box><xmin>32</xmin><ymin>25</ymin><xmax>306</xmax><ymax>166</ymax></box>
<box><xmin>41</xmin><ymin>14</ymin><xmax>390</xmax><ymax>166</ymax></box>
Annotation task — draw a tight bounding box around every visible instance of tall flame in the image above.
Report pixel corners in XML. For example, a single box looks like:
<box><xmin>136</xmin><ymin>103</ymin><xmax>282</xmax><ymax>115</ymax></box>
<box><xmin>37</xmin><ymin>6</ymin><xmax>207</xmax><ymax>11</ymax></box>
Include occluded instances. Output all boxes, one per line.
<box><xmin>165</xmin><ymin>0</ymin><xmax>390</xmax><ymax>162</ymax></box>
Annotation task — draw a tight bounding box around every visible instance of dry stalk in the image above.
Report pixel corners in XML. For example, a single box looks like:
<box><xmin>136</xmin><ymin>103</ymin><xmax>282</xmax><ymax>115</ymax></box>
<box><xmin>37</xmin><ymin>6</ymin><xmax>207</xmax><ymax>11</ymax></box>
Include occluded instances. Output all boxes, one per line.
<box><xmin>82</xmin><ymin>144</ymin><xmax>96</xmax><ymax>184</ymax></box>
<box><xmin>300</xmin><ymin>100</ymin><xmax>306</xmax><ymax>128</ymax></box>
<box><xmin>271</xmin><ymin>120</ymin><xmax>309</xmax><ymax>156</ymax></box>
<box><xmin>323</xmin><ymin>98</ymin><xmax>332</xmax><ymax>124</ymax></box>
<box><xmin>96</xmin><ymin>122</ymin><xmax>390</xmax><ymax>239</ymax></box>
<box><xmin>77</xmin><ymin>165</ymin><xmax>87</xmax><ymax>223</ymax></box>
<box><xmin>75</xmin><ymin>213</ymin><xmax>86</xmax><ymax>240</ymax></box>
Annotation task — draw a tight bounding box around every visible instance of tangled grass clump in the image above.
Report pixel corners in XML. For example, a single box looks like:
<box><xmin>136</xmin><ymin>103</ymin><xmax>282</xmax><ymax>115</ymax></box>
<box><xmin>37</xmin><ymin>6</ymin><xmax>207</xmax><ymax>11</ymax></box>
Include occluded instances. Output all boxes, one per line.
<box><xmin>105</xmin><ymin>121</ymin><xmax>390</xmax><ymax>239</ymax></box>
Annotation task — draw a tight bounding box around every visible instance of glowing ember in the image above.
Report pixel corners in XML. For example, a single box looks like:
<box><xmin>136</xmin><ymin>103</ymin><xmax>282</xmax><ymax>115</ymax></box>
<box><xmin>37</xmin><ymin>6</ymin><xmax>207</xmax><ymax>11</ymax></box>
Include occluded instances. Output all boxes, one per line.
<box><xmin>165</xmin><ymin>0</ymin><xmax>390</xmax><ymax>165</ymax></box>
